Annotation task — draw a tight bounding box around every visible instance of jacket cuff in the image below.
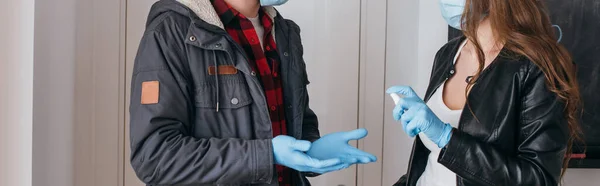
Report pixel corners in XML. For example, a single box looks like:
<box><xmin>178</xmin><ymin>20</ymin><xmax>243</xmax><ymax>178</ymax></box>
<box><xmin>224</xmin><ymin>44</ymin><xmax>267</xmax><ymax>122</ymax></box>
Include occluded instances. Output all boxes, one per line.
<box><xmin>306</xmin><ymin>136</ymin><xmax>320</xmax><ymax>143</ymax></box>
<box><xmin>303</xmin><ymin>172</ymin><xmax>321</xmax><ymax>177</ymax></box>
<box><xmin>438</xmin><ymin>128</ymin><xmax>463</xmax><ymax>169</ymax></box>
<box><xmin>252</xmin><ymin>139</ymin><xmax>274</xmax><ymax>183</ymax></box>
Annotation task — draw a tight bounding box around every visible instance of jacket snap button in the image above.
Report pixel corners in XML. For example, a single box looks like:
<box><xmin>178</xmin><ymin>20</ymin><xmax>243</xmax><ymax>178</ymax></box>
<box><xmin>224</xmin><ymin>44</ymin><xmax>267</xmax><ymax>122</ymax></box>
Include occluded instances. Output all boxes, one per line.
<box><xmin>450</xmin><ymin>69</ymin><xmax>455</xmax><ymax>75</ymax></box>
<box><xmin>251</xmin><ymin>71</ymin><xmax>257</xmax><ymax>76</ymax></box>
<box><xmin>270</xmin><ymin>106</ymin><xmax>277</xmax><ymax>111</ymax></box>
<box><xmin>283</xmin><ymin>52</ymin><xmax>289</xmax><ymax>56</ymax></box>
<box><xmin>189</xmin><ymin>36</ymin><xmax>196</xmax><ymax>42</ymax></box>
<box><xmin>215</xmin><ymin>43</ymin><xmax>222</xmax><ymax>48</ymax></box>
<box><xmin>231</xmin><ymin>98</ymin><xmax>239</xmax><ymax>105</ymax></box>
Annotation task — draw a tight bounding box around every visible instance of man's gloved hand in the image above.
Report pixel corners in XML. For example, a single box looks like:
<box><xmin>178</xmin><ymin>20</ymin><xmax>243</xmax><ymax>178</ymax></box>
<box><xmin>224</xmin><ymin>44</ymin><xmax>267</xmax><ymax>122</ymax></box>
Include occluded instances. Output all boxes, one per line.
<box><xmin>272</xmin><ymin>135</ymin><xmax>350</xmax><ymax>174</ymax></box>
<box><xmin>307</xmin><ymin>129</ymin><xmax>377</xmax><ymax>164</ymax></box>
<box><xmin>386</xmin><ymin>86</ymin><xmax>453</xmax><ymax>148</ymax></box>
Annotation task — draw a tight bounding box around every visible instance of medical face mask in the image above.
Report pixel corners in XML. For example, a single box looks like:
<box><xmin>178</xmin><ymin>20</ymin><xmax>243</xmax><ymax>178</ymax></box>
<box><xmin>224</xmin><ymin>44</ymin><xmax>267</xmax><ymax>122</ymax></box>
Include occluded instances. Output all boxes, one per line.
<box><xmin>552</xmin><ymin>25</ymin><xmax>563</xmax><ymax>43</ymax></box>
<box><xmin>260</xmin><ymin>0</ymin><xmax>289</xmax><ymax>6</ymax></box>
<box><xmin>439</xmin><ymin>0</ymin><xmax>466</xmax><ymax>30</ymax></box>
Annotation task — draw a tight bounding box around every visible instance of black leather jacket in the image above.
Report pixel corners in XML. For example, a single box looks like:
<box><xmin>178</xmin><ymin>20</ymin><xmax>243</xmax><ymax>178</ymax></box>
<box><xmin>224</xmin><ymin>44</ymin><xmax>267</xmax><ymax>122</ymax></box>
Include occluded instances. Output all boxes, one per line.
<box><xmin>394</xmin><ymin>37</ymin><xmax>569</xmax><ymax>186</ymax></box>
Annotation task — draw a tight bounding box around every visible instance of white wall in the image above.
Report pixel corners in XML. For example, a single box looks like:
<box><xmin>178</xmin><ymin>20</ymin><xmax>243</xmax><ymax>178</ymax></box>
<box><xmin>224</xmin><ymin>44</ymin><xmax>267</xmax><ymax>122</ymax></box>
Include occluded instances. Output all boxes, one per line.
<box><xmin>356</xmin><ymin>0</ymin><xmax>388</xmax><ymax>185</ymax></box>
<box><xmin>0</xmin><ymin>0</ymin><xmax>35</xmax><ymax>186</ymax></box>
<box><xmin>72</xmin><ymin>0</ymin><xmax>125</xmax><ymax>185</ymax></box>
<box><xmin>277</xmin><ymin>1</ymin><xmax>362</xmax><ymax>185</ymax></box>
<box><xmin>563</xmin><ymin>169</ymin><xmax>599</xmax><ymax>185</ymax></box>
<box><xmin>32</xmin><ymin>0</ymin><xmax>77</xmax><ymax>185</ymax></box>
<box><xmin>2</xmin><ymin>0</ymin><xmax>124</xmax><ymax>186</ymax></box>
<box><xmin>73</xmin><ymin>0</ymin><xmax>125</xmax><ymax>185</ymax></box>
<box><xmin>382</xmin><ymin>1</ymin><xmax>448</xmax><ymax>185</ymax></box>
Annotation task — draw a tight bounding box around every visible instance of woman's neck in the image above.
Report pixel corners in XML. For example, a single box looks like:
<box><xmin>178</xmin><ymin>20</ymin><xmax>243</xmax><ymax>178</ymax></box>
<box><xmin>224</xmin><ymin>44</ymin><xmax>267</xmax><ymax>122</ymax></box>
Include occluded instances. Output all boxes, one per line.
<box><xmin>474</xmin><ymin>19</ymin><xmax>502</xmax><ymax>53</ymax></box>
<box><xmin>464</xmin><ymin>18</ymin><xmax>503</xmax><ymax>63</ymax></box>
<box><xmin>224</xmin><ymin>0</ymin><xmax>260</xmax><ymax>18</ymax></box>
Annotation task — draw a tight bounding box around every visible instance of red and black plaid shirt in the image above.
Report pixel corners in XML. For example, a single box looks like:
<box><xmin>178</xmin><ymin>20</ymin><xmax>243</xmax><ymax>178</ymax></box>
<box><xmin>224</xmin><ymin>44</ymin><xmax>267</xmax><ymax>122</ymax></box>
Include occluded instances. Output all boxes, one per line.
<box><xmin>212</xmin><ymin>1</ymin><xmax>291</xmax><ymax>185</ymax></box>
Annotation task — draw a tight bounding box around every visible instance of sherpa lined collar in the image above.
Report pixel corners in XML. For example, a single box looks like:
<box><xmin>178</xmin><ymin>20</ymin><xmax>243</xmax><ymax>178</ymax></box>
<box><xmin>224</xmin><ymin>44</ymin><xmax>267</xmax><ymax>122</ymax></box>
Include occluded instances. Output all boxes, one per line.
<box><xmin>176</xmin><ymin>0</ymin><xmax>278</xmax><ymax>29</ymax></box>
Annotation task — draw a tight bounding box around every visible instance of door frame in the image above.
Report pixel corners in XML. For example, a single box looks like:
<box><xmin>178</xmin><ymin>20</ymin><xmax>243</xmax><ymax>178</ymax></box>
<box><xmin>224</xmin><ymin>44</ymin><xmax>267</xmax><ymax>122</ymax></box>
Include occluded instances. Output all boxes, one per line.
<box><xmin>357</xmin><ymin>0</ymin><xmax>387</xmax><ymax>185</ymax></box>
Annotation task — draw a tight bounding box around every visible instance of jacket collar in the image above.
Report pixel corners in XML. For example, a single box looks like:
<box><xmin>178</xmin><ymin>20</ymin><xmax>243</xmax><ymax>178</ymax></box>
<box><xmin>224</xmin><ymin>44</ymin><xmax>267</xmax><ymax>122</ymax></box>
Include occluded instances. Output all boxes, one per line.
<box><xmin>176</xmin><ymin>0</ymin><xmax>288</xmax><ymax>78</ymax></box>
<box><xmin>177</xmin><ymin>0</ymin><xmax>281</xmax><ymax>49</ymax></box>
<box><xmin>424</xmin><ymin>36</ymin><xmax>466</xmax><ymax>102</ymax></box>
<box><xmin>175</xmin><ymin>0</ymin><xmax>277</xmax><ymax>30</ymax></box>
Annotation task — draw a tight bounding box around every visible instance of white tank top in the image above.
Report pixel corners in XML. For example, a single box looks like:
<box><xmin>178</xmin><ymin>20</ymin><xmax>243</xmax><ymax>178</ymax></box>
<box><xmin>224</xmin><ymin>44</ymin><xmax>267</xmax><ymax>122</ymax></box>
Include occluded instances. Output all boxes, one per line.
<box><xmin>248</xmin><ymin>16</ymin><xmax>265</xmax><ymax>49</ymax></box>
<box><xmin>416</xmin><ymin>40</ymin><xmax>467</xmax><ymax>186</ymax></box>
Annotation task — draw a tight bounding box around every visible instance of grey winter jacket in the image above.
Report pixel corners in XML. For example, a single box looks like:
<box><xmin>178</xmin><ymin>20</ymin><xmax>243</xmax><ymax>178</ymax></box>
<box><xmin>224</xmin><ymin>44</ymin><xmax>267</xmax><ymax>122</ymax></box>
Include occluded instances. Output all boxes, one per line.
<box><xmin>129</xmin><ymin>0</ymin><xmax>319</xmax><ymax>185</ymax></box>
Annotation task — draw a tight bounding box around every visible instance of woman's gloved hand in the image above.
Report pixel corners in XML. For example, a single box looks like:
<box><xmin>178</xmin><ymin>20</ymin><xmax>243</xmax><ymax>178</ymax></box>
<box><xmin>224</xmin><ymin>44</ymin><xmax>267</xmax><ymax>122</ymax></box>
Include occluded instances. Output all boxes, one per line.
<box><xmin>272</xmin><ymin>135</ymin><xmax>350</xmax><ymax>174</ymax></box>
<box><xmin>386</xmin><ymin>86</ymin><xmax>453</xmax><ymax>148</ymax></box>
<box><xmin>307</xmin><ymin>129</ymin><xmax>377</xmax><ymax>164</ymax></box>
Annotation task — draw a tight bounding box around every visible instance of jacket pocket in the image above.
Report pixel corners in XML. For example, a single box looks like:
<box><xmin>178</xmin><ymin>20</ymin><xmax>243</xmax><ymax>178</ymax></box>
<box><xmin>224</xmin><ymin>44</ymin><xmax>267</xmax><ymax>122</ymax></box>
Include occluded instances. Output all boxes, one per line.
<box><xmin>194</xmin><ymin>78</ymin><xmax>253</xmax><ymax>109</ymax></box>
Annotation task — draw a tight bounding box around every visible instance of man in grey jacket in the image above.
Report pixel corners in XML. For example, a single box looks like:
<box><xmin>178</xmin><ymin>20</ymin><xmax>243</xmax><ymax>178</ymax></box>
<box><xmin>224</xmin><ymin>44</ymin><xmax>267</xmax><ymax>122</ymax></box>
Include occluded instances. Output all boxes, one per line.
<box><xmin>129</xmin><ymin>0</ymin><xmax>376</xmax><ymax>185</ymax></box>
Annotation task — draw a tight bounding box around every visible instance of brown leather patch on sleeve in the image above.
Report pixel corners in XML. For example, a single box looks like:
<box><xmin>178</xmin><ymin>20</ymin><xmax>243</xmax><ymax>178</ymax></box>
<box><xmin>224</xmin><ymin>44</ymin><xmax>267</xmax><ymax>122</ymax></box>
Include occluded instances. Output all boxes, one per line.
<box><xmin>141</xmin><ymin>81</ymin><xmax>159</xmax><ymax>104</ymax></box>
<box><xmin>208</xmin><ymin>65</ymin><xmax>238</xmax><ymax>75</ymax></box>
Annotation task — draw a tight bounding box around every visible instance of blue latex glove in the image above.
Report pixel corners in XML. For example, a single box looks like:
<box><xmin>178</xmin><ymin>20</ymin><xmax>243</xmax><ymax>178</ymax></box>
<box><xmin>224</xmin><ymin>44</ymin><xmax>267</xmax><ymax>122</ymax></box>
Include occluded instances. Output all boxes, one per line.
<box><xmin>272</xmin><ymin>135</ymin><xmax>350</xmax><ymax>174</ymax></box>
<box><xmin>307</xmin><ymin>128</ymin><xmax>377</xmax><ymax>164</ymax></box>
<box><xmin>439</xmin><ymin>0</ymin><xmax>466</xmax><ymax>30</ymax></box>
<box><xmin>260</xmin><ymin>0</ymin><xmax>289</xmax><ymax>6</ymax></box>
<box><xmin>386</xmin><ymin>86</ymin><xmax>453</xmax><ymax>148</ymax></box>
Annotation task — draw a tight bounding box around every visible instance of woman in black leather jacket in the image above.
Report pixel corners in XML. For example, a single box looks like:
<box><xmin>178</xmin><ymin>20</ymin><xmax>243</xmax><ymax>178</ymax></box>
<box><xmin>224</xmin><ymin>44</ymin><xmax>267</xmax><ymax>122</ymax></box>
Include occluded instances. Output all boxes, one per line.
<box><xmin>388</xmin><ymin>0</ymin><xmax>582</xmax><ymax>185</ymax></box>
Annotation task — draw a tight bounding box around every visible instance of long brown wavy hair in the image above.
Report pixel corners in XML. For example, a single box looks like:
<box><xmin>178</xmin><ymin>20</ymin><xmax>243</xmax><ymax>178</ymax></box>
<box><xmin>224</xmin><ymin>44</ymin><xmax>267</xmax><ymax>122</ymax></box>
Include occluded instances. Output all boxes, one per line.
<box><xmin>461</xmin><ymin>0</ymin><xmax>583</xmax><ymax>181</ymax></box>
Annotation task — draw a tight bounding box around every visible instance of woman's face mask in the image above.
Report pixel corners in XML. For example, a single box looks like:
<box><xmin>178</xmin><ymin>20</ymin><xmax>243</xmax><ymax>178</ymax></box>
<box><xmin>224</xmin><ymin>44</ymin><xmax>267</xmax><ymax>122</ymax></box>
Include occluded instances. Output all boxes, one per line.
<box><xmin>260</xmin><ymin>0</ymin><xmax>289</xmax><ymax>6</ymax></box>
<box><xmin>440</xmin><ymin>0</ymin><xmax>563</xmax><ymax>43</ymax></box>
<box><xmin>439</xmin><ymin>0</ymin><xmax>466</xmax><ymax>30</ymax></box>
<box><xmin>553</xmin><ymin>25</ymin><xmax>563</xmax><ymax>43</ymax></box>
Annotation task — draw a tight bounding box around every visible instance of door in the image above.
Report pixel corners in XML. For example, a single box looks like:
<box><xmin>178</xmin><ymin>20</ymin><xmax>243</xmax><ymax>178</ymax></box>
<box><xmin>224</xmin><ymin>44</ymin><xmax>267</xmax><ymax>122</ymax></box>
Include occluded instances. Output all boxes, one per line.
<box><xmin>124</xmin><ymin>1</ymin><xmax>362</xmax><ymax>186</ymax></box>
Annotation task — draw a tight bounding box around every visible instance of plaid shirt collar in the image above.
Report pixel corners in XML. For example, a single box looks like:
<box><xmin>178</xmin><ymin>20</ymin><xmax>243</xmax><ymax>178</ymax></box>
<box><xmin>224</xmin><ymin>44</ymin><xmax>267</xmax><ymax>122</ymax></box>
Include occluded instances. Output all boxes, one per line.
<box><xmin>211</xmin><ymin>0</ymin><xmax>237</xmax><ymax>25</ymax></box>
<box><xmin>211</xmin><ymin>0</ymin><xmax>273</xmax><ymax>27</ymax></box>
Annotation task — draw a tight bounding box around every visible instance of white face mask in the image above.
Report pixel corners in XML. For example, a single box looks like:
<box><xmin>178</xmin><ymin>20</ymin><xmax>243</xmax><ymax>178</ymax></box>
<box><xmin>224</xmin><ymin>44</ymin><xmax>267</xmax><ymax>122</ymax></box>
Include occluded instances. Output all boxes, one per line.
<box><xmin>439</xmin><ymin>0</ymin><xmax>466</xmax><ymax>30</ymax></box>
<box><xmin>440</xmin><ymin>0</ymin><xmax>564</xmax><ymax>43</ymax></box>
<box><xmin>552</xmin><ymin>25</ymin><xmax>563</xmax><ymax>43</ymax></box>
<box><xmin>260</xmin><ymin>0</ymin><xmax>289</xmax><ymax>6</ymax></box>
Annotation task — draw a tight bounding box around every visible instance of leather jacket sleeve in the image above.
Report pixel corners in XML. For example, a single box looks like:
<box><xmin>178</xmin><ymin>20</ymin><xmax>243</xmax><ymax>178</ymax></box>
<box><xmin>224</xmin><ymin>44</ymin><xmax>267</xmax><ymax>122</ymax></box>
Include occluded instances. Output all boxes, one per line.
<box><xmin>437</xmin><ymin>64</ymin><xmax>568</xmax><ymax>186</ymax></box>
<box><xmin>129</xmin><ymin>31</ymin><xmax>273</xmax><ymax>185</ymax></box>
<box><xmin>393</xmin><ymin>175</ymin><xmax>408</xmax><ymax>186</ymax></box>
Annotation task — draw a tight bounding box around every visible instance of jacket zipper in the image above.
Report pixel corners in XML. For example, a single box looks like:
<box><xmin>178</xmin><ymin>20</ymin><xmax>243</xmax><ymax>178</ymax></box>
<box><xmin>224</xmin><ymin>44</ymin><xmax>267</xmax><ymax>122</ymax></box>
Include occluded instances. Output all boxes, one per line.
<box><xmin>220</xmin><ymin>34</ymin><xmax>274</xmax><ymax>137</ymax></box>
<box><xmin>199</xmin><ymin>25</ymin><xmax>272</xmax><ymax>130</ymax></box>
<box><xmin>221</xmin><ymin>21</ymin><xmax>298</xmax><ymax>139</ymax></box>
